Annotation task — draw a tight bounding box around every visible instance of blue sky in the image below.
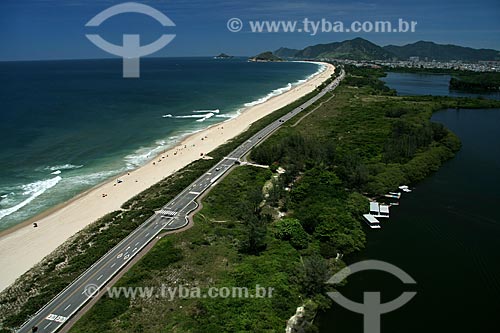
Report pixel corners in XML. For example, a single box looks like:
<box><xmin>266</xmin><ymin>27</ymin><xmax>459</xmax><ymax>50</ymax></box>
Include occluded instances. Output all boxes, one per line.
<box><xmin>0</xmin><ymin>0</ymin><xmax>499</xmax><ymax>60</ymax></box>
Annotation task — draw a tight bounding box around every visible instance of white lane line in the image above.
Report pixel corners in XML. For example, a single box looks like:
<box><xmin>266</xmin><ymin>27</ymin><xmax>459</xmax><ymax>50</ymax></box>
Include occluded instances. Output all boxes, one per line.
<box><xmin>97</xmin><ymin>274</ymin><xmax>103</xmax><ymax>281</ymax></box>
<box><xmin>135</xmin><ymin>242</ymin><xmax>140</xmax><ymax>246</ymax></box>
<box><xmin>44</xmin><ymin>322</ymin><xmax>52</xmax><ymax>329</ymax></box>
<box><xmin>111</xmin><ymin>263</ymin><xmax>116</xmax><ymax>268</ymax></box>
<box><xmin>154</xmin><ymin>225</ymin><xmax>158</xmax><ymax>228</ymax></box>
<box><xmin>125</xmin><ymin>246</ymin><xmax>130</xmax><ymax>251</ymax></box>
<box><xmin>133</xmin><ymin>247</ymin><xmax>138</xmax><ymax>253</ymax></box>
<box><xmin>145</xmin><ymin>232</ymin><xmax>150</xmax><ymax>237</ymax></box>
<box><xmin>64</xmin><ymin>304</ymin><xmax>71</xmax><ymax>311</ymax></box>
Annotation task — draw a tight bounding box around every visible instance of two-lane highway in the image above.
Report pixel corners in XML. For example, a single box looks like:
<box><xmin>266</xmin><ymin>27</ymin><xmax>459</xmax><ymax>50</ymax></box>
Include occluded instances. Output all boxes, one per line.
<box><xmin>18</xmin><ymin>68</ymin><xmax>344</xmax><ymax>333</ymax></box>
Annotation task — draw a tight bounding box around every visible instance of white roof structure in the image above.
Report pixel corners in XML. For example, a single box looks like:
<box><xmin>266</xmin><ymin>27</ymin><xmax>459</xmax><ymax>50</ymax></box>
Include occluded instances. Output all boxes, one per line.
<box><xmin>363</xmin><ymin>214</ymin><xmax>380</xmax><ymax>224</ymax></box>
<box><xmin>369</xmin><ymin>202</ymin><xmax>379</xmax><ymax>213</ymax></box>
<box><xmin>379</xmin><ymin>205</ymin><xmax>390</xmax><ymax>215</ymax></box>
<box><xmin>363</xmin><ymin>214</ymin><xmax>381</xmax><ymax>229</ymax></box>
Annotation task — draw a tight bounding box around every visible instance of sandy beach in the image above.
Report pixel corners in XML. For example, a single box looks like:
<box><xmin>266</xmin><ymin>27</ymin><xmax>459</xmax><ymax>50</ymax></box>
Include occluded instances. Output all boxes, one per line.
<box><xmin>0</xmin><ymin>62</ymin><xmax>335</xmax><ymax>292</ymax></box>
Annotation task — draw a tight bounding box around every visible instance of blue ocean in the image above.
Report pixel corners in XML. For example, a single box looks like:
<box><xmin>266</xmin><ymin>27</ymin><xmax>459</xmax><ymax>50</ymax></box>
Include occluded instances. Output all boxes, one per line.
<box><xmin>0</xmin><ymin>57</ymin><xmax>323</xmax><ymax>230</ymax></box>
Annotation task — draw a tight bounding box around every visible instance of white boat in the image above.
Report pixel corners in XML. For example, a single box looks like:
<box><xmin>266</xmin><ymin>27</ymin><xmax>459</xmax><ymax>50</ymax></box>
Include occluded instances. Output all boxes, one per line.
<box><xmin>399</xmin><ymin>185</ymin><xmax>412</xmax><ymax>192</ymax></box>
<box><xmin>385</xmin><ymin>192</ymin><xmax>401</xmax><ymax>199</ymax></box>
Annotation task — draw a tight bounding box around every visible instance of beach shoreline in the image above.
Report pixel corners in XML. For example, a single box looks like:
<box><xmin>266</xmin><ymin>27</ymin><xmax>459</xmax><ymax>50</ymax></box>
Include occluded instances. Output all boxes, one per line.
<box><xmin>0</xmin><ymin>62</ymin><xmax>335</xmax><ymax>291</ymax></box>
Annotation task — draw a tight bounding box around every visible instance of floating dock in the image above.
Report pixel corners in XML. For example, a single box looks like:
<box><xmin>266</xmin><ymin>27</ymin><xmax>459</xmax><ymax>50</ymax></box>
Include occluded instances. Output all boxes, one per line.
<box><xmin>369</xmin><ymin>201</ymin><xmax>390</xmax><ymax>218</ymax></box>
<box><xmin>363</xmin><ymin>214</ymin><xmax>381</xmax><ymax>229</ymax></box>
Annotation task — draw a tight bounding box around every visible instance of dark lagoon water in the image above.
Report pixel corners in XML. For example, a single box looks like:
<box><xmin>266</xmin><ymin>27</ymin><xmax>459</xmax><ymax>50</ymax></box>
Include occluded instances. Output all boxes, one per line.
<box><xmin>381</xmin><ymin>72</ymin><xmax>500</xmax><ymax>100</ymax></box>
<box><xmin>0</xmin><ymin>58</ymin><xmax>323</xmax><ymax>230</ymax></box>
<box><xmin>318</xmin><ymin>73</ymin><xmax>500</xmax><ymax>332</ymax></box>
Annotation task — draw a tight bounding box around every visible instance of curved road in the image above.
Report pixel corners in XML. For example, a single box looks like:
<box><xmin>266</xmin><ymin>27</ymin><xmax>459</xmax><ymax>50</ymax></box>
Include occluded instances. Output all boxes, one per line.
<box><xmin>18</xmin><ymin>68</ymin><xmax>344</xmax><ymax>333</ymax></box>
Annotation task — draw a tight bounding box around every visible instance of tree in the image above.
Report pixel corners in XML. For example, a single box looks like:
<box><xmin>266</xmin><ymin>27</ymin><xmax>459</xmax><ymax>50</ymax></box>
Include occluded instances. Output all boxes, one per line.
<box><xmin>300</xmin><ymin>255</ymin><xmax>329</xmax><ymax>296</ymax></box>
<box><xmin>274</xmin><ymin>218</ymin><xmax>310</xmax><ymax>249</ymax></box>
<box><xmin>314</xmin><ymin>208</ymin><xmax>365</xmax><ymax>255</ymax></box>
<box><xmin>240</xmin><ymin>215</ymin><xmax>267</xmax><ymax>255</ymax></box>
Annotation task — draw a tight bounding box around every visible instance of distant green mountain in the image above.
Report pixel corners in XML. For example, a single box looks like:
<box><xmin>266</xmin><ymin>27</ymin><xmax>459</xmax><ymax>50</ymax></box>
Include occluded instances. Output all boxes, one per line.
<box><xmin>274</xmin><ymin>47</ymin><xmax>300</xmax><ymax>58</ymax></box>
<box><xmin>272</xmin><ymin>38</ymin><xmax>499</xmax><ymax>62</ymax></box>
<box><xmin>296</xmin><ymin>38</ymin><xmax>395</xmax><ymax>60</ymax></box>
<box><xmin>249</xmin><ymin>51</ymin><xmax>282</xmax><ymax>62</ymax></box>
<box><xmin>383</xmin><ymin>41</ymin><xmax>500</xmax><ymax>61</ymax></box>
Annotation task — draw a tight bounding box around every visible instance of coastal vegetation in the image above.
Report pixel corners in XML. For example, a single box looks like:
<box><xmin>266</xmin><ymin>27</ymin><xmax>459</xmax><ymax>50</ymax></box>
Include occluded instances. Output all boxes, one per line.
<box><xmin>449</xmin><ymin>72</ymin><xmax>500</xmax><ymax>92</ymax></box>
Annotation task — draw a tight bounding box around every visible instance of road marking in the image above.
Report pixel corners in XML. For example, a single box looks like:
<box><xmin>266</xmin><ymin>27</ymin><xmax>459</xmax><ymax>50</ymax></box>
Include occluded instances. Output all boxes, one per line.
<box><xmin>124</xmin><ymin>254</ymin><xmax>130</xmax><ymax>260</ymax></box>
<box><xmin>63</xmin><ymin>304</ymin><xmax>71</xmax><ymax>311</ymax></box>
<box><xmin>44</xmin><ymin>322</ymin><xmax>52</xmax><ymax>329</ymax></box>
<box><xmin>145</xmin><ymin>232</ymin><xmax>150</xmax><ymax>237</ymax></box>
<box><xmin>97</xmin><ymin>274</ymin><xmax>103</xmax><ymax>281</ymax></box>
<box><xmin>117</xmin><ymin>253</ymin><xmax>123</xmax><ymax>259</ymax></box>
<box><xmin>159</xmin><ymin>209</ymin><xmax>177</xmax><ymax>217</ymax></box>
<box><xmin>125</xmin><ymin>246</ymin><xmax>130</xmax><ymax>251</ymax></box>
<box><xmin>135</xmin><ymin>242</ymin><xmax>140</xmax><ymax>246</ymax></box>
<box><xmin>45</xmin><ymin>313</ymin><xmax>68</xmax><ymax>323</ymax></box>
<box><xmin>133</xmin><ymin>247</ymin><xmax>138</xmax><ymax>253</ymax></box>
<box><xmin>111</xmin><ymin>263</ymin><xmax>116</xmax><ymax>268</ymax></box>
<box><xmin>55</xmin><ymin>315</ymin><xmax>67</xmax><ymax>323</ymax></box>
<box><xmin>189</xmin><ymin>191</ymin><xmax>201</xmax><ymax>195</ymax></box>
<box><xmin>154</xmin><ymin>225</ymin><xmax>158</xmax><ymax>228</ymax></box>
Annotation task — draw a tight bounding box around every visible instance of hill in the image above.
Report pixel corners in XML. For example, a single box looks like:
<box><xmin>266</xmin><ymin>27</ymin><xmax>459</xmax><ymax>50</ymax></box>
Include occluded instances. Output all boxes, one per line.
<box><xmin>214</xmin><ymin>53</ymin><xmax>233</xmax><ymax>59</ymax></box>
<box><xmin>294</xmin><ymin>38</ymin><xmax>395</xmax><ymax>60</ymax></box>
<box><xmin>249</xmin><ymin>51</ymin><xmax>282</xmax><ymax>62</ymax></box>
<box><xmin>274</xmin><ymin>47</ymin><xmax>301</xmax><ymax>58</ymax></box>
<box><xmin>383</xmin><ymin>41</ymin><xmax>500</xmax><ymax>61</ymax></box>
<box><xmin>272</xmin><ymin>38</ymin><xmax>499</xmax><ymax>62</ymax></box>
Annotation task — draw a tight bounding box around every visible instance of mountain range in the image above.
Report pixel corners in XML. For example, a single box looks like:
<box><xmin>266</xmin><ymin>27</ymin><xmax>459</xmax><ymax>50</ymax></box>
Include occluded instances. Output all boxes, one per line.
<box><xmin>273</xmin><ymin>38</ymin><xmax>500</xmax><ymax>62</ymax></box>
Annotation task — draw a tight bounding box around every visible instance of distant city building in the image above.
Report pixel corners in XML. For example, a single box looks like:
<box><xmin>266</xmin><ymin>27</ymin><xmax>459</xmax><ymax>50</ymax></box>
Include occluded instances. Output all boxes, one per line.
<box><xmin>324</xmin><ymin>58</ymin><xmax>500</xmax><ymax>72</ymax></box>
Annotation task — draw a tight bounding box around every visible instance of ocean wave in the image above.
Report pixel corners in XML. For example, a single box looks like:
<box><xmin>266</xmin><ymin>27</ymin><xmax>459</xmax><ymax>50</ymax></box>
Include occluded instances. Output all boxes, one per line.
<box><xmin>242</xmin><ymin>62</ymin><xmax>326</xmax><ymax>108</ymax></box>
<box><xmin>162</xmin><ymin>114</ymin><xmax>173</xmax><ymax>118</ymax></box>
<box><xmin>244</xmin><ymin>83</ymin><xmax>293</xmax><ymax>107</ymax></box>
<box><xmin>45</xmin><ymin>164</ymin><xmax>83</xmax><ymax>171</ymax></box>
<box><xmin>174</xmin><ymin>114</ymin><xmax>208</xmax><ymax>119</ymax></box>
<box><xmin>193</xmin><ymin>109</ymin><xmax>220</xmax><ymax>113</ymax></box>
<box><xmin>196</xmin><ymin>112</ymin><xmax>215</xmax><ymax>122</ymax></box>
<box><xmin>124</xmin><ymin>143</ymin><xmax>167</xmax><ymax>168</ymax></box>
<box><xmin>0</xmin><ymin>176</ymin><xmax>62</xmax><ymax>220</ymax></box>
<box><xmin>62</xmin><ymin>170</ymin><xmax>123</xmax><ymax>187</ymax></box>
<box><xmin>51</xmin><ymin>170</ymin><xmax>62</xmax><ymax>175</ymax></box>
